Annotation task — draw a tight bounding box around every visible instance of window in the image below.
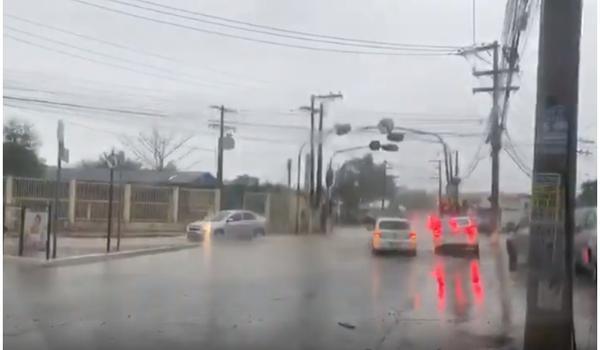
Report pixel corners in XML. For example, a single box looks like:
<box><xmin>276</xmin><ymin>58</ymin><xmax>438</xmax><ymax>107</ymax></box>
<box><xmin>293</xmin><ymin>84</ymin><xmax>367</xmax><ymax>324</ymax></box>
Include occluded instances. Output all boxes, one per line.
<box><xmin>378</xmin><ymin>221</ymin><xmax>409</xmax><ymax>230</ymax></box>
<box><xmin>229</xmin><ymin>213</ymin><xmax>243</xmax><ymax>222</ymax></box>
<box><xmin>243</xmin><ymin>212</ymin><xmax>256</xmax><ymax>221</ymax></box>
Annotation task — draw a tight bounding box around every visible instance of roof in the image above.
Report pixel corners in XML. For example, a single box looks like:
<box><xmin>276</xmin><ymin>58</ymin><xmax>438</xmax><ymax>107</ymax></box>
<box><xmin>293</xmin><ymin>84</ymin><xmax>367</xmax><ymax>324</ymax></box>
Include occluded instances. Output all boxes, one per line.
<box><xmin>44</xmin><ymin>167</ymin><xmax>216</xmax><ymax>186</ymax></box>
<box><xmin>376</xmin><ymin>217</ymin><xmax>408</xmax><ymax>222</ymax></box>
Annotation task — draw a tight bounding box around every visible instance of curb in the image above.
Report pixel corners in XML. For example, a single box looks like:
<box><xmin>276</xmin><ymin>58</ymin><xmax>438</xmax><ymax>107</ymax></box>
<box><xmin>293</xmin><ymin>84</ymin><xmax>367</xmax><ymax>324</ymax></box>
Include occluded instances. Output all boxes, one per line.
<box><xmin>4</xmin><ymin>243</ymin><xmax>199</xmax><ymax>267</ymax></box>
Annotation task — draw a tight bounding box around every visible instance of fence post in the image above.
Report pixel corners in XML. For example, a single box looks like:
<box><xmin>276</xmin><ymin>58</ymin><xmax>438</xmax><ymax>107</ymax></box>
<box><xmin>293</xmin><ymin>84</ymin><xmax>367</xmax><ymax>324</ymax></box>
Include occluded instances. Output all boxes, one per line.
<box><xmin>5</xmin><ymin>176</ymin><xmax>14</xmax><ymax>205</ymax></box>
<box><xmin>18</xmin><ymin>206</ymin><xmax>26</xmax><ymax>256</ymax></box>
<box><xmin>265</xmin><ymin>193</ymin><xmax>271</xmax><ymax>233</ymax></box>
<box><xmin>214</xmin><ymin>189</ymin><xmax>221</xmax><ymax>215</ymax></box>
<box><xmin>68</xmin><ymin>179</ymin><xmax>76</xmax><ymax>224</ymax></box>
<box><xmin>123</xmin><ymin>184</ymin><xmax>131</xmax><ymax>223</ymax></box>
<box><xmin>172</xmin><ymin>187</ymin><xmax>179</xmax><ymax>223</ymax></box>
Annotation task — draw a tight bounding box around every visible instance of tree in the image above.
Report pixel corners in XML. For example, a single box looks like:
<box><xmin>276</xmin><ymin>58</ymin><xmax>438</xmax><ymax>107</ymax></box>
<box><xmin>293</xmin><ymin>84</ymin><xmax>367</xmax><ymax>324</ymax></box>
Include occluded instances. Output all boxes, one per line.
<box><xmin>577</xmin><ymin>180</ymin><xmax>597</xmax><ymax>207</ymax></box>
<box><xmin>121</xmin><ymin>128</ymin><xmax>193</xmax><ymax>171</ymax></box>
<box><xmin>3</xmin><ymin>119</ymin><xmax>45</xmax><ymax>177</ymax></box>
<box><xmin>78</xmin><ymin>148</ymin><xmax>143</xmax><ymax>170</ymax></box>
<box><xmin>332</xmin><ymin>154</ymin><xmax>397</xmax><ymax>209</ymax></box>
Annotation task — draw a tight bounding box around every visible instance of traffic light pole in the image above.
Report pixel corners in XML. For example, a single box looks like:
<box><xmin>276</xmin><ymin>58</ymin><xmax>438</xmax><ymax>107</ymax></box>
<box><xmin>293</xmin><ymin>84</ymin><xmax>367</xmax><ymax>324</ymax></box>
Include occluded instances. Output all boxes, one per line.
<box><xmin>524</xmin><ymin>0</ymin><xmax>582</xmax><ymax>348</ymax></box>
<box><xmin>316</xmin><ymin>103</ymin><xmax>324</xmax><ymax>207</ymax></box>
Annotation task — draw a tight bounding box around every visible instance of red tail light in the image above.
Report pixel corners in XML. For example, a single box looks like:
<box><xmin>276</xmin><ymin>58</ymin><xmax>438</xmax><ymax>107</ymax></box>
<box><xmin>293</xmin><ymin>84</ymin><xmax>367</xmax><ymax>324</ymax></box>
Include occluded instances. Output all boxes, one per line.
<box><xmin>409</xmin><ymin>231</ymin><xmax>417</xmax><ymax>240</ymax></box>
<box><xmin>373</xmin><ymin>231</ymin><xmax>381</xmax><ymax>239</ymax></box>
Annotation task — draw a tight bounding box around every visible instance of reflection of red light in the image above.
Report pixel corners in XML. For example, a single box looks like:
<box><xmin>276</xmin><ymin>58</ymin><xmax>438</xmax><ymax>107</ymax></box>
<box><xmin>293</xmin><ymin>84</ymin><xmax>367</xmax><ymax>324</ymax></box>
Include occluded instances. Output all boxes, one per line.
<box><xmin>413</xmin><ymin>293</ymin><xmax>421</xmax><ymax>310</ymax></box>
<box><xmin>428</xmin><ymin>214</ymin><xmax>442</xmax><ymax>238</ymax></box>
<box><xmin>470</xmin><ymin>260</ymin><xmax>484</xmax><ymax>304</ymax></box>
<box><xmin>454</xmin><ymin>273</ymin><xmax>466</xmax><ymax>307</ymax></box>
<box><xmin>583</xmin><ymin>248</ymin><xmax>590</xmax><ymax>264</ymax></box>
<box><xmin>432</xmin><ymin>263</ymin><xmax>446</xmax><ymax>311</ymax></box>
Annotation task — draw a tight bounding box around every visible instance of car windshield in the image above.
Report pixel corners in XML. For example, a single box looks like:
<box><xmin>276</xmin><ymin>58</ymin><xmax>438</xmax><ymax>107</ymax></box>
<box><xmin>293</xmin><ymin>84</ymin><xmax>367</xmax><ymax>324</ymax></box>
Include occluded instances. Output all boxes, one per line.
<box><xmin>379</xmin><ymin>221</ymin><xmax>409</xmax><ymax>230</ymax></box>
<box><xmin>4</xmin><ymin>1</ymin><xmax>597</xmax><ymax>349</ymax></box>
<box><xmin>206</xmin><ymin>211</ymin><xmax>232</xmax><ymax>222</ymax></box>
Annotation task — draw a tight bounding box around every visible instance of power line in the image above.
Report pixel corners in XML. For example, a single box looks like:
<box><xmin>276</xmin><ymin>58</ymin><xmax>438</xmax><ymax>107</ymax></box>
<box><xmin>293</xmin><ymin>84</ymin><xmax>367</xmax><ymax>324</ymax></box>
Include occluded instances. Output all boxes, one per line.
<box><xmin>503</xmin><ymin>147</ymin><xmax>531</xmax><ymax>178</ymax></box>
<box><xmin>125</xmin><ymin>0</ymin><xmax>461</xmax><ymax>50</ymax></box>
<box><xmin>69</xmin><ymin>0</ymin><xmax>458</xmax><ymax>56</ymax></box>
<box><xmin>5</xmin><ymin>34</ymin><xmax>215</xmax><ymax>88</ymax></box>
<box><xmin>104</xmin><ymin>0</ymin><xmax>458</xmax><ymax>52</ymax></box>
<box><xmin>5</xmin><ymin>13</ymin><xmax>267</xmax><ymax>86</ymax></box>
<box><xmin>5</xmin><ymin>26</ymin><xmax>233</xmax><ymax>89</ymax></box>
<box><xmin>4</xmin><ymin>95</ymin><xmax>167</xmax><ymax>118</ymax></box>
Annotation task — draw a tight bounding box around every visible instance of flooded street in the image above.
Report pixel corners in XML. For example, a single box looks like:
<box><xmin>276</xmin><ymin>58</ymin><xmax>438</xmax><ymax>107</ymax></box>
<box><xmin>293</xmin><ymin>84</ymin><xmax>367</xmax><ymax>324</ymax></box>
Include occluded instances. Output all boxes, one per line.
<box><xmin>4</xmin><ymin>222</ymin><xmax>596</xmax><ymax>350</ymax></box>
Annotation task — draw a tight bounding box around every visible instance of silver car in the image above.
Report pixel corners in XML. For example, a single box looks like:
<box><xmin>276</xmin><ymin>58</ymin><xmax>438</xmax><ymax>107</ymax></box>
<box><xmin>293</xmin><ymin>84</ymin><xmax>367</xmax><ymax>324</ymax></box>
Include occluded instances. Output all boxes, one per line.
<box><xmin>186</xmin><ymin>210</ymin><xmax>266</xmax><ymax>241</ymax></box>
<box><xmin>507</xmin><ymin>207</ymin><xmax>596</xmax><ymax>280</ymax></box>
<box><xmin>370</xmin><ymin>217</ymin><xmax>417</xmax><ymax>255</ymax></box>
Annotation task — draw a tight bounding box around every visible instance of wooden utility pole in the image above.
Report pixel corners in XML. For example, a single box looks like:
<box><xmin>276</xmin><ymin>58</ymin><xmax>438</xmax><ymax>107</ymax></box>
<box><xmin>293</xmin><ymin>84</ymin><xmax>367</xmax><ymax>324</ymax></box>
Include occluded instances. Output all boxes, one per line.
<box><xmin>210</xmin><ymin>105</ymin><xmax>236</xmax><ymax>210</ymax></box>
<box><xmin>524</xmin><ymin>0</ymin><xmax>582</xmax><ymax>348</ymax></box>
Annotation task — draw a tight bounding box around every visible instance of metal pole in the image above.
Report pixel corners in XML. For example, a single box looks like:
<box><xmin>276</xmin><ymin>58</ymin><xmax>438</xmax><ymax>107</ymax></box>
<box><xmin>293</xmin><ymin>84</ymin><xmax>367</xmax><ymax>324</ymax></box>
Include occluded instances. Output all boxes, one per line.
<box><xmin>316</xmin><ymin>102</ymin><xmax>324</xmax><ymax>208</ymax></box>
<box><xmin>217</xmin><ymin>105</ymin><xmax>225</xmax><ymax>210</ymax></box>
<box><xmin>18</xmin><ymin>206</ymin><xmax>25</xmax><ymax>256</ymax></box>
<box><xmin>46</xmin><ymin>204</ymin><xmax>52</xmax><ymax>260</ymax></box>
<box><xmin>437</xmin><ymin>160</ymin><xmax>443</xmax><ymax>215</ymax></box>
<box><xmin>309</xmin><ymin>95</ymin><xmax>315</xmax><ymax>206</ymax></box>
<box><xmin>106</xmin><ymin>167</ymin><xmax>114</xmax><ymax>253</ymax></box>
<box><xmin>295</xmin><ymin>143</ymin><xmax>306</xmax><ymax>234</ymax></box>
<box><xmin>52</xmin><ymin>152</ymin><xmax>61</xmax><ymax>259</ymax></box>
<box><xmin>524</xmin><ymin>0</ymin><xmax>581</xmax><ymax>348</ymax></box>
<box><xmin>381</xmin><ymin>161</ymin><xmax>386</xmax><ymax>210</ymax></box>
<box><xmin>116</xmin><ymin>170</ymin><xmax>122</xmax><ymax>252</ymax></box>
<box><xmin>490</xmin><ymin>41</ymin><xmax>501</xmax><ymax>236</ymax></box>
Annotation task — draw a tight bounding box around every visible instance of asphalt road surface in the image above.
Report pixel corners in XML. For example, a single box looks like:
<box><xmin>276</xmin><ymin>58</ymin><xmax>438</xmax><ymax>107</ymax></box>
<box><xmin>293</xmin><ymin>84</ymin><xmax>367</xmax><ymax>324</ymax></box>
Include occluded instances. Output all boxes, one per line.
<box><xmin>4</xmin><ymin>223</ymin><xmax>596</xmax><ymax>350</ymax></box>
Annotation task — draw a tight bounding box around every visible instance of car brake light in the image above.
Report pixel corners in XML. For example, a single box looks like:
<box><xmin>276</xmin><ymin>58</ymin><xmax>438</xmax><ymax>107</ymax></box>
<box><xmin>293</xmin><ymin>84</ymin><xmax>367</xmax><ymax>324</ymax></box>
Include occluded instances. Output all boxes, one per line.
<box><xmin>373</xmin><ymin>231</ymin><xmax>381</xmax><ymax>239</ymax></box>
<box><xmin>409</xmin><ymin>231</ymin><xmax>417</xmax><ymax>240</ymax></box>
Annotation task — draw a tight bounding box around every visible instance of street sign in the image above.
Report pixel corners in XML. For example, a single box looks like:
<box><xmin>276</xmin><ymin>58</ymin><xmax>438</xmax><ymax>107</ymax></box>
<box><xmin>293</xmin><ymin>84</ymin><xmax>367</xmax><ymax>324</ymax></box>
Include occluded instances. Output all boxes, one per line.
<box><xmin>60</xmin><ymin>147</ymin><xmax>69</xmax><ymax>163</ymax></box>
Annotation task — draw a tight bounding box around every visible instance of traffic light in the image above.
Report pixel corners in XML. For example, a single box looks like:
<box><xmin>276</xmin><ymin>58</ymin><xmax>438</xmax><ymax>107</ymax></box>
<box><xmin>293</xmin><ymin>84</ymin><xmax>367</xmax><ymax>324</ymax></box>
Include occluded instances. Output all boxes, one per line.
<box><xmin>369</xmin><ymin>140</ymin><xmax>381</xmax><ymax>151</ymax></box>
<box><xmin>387</xmin><ymin>132</ymin><xmax>404</xmax><ymax>142</ymax></box>
<box><xmin>381</xmin><ymin>143</ymin><xmax>399</xmax><ymax>152</ymax></box>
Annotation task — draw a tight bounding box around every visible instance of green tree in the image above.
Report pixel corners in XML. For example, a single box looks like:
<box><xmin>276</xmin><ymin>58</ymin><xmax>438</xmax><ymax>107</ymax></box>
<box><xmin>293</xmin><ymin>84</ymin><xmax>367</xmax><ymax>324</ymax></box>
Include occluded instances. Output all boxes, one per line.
<box><xmin>577</xmin><ymin>180</ymin><xmax>597</xmax><ymax>207</ymax></box>
<box><xmin>3</xmin><ymin>119</ymin><xmax>45</xmax><ymax>177</ymax></box>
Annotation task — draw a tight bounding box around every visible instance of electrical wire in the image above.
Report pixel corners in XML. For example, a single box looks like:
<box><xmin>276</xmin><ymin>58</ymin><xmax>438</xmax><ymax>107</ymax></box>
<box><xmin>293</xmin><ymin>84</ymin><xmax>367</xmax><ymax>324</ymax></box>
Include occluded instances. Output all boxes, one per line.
<box><xmin>69</xmin><ymin>0</ymin><xmax>458</xmax><ymax>56</ymax></box>
<box><xmin>5</xmin><ymin>34</ymin><xmax>217</xmax><ymax>89</ymax></box>
<box><xmin>103</xmin><ymin>0</ymin><xmax>458</xmax><ymax>52</ymax></box>
<box><xmin>4</xmin><ymin>26</ymin><xmax>237</xmax><ymax>89</ymax></box>
<box><xmin>5</xmin><ymin>13</ymin><xmax>267</xmax><ymax>86</ymax></box>
<box><xmin>504</xmin><ymin>147</ymin><xmax>532</xmax><ymax>178</ymax></box>
<box><xmin>125</xmin><ymin>0</ymin><xmax>461</xmax><ymax>50</ymax></box>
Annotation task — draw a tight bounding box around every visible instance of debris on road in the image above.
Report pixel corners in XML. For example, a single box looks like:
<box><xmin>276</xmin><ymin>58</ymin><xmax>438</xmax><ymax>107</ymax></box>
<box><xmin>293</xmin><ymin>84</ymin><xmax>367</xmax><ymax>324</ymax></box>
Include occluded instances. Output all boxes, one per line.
<box><xmin>337</xmin><ymin>321</ymin><xmax>356</xmax><ymax>330</ymax></box>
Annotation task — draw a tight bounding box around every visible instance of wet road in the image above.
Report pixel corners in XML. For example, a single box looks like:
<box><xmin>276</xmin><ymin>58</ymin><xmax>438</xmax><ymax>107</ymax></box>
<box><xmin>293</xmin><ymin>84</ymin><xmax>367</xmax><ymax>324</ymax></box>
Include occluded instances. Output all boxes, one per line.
<box><xmin>4</xmin><ymin>224</ymin><xmax>596</xmax><ymax>350</ymax></box>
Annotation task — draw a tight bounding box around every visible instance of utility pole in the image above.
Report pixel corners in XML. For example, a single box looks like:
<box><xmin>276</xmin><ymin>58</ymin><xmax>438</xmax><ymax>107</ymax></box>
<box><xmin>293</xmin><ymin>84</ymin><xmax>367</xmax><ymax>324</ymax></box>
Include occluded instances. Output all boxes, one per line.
<box><xmin>524</xmin><ymin>0</ymin><xmax>582</xmax><ymax>348</ymax></box>
<box><xmin>287</xmin><ymin>159</ymin><xmax>292</xmax><ymax>188</ymax></box>
<box><xmin>430</xmin><ymin>160</ymin><xmax>443</xmax><ymax>215</ymax></box>
<box><xmin>470</xmin><ymin>41</ymin><xmax>519</xmax><ymax>234</ymax></box>
<box><xmin>210</xmin><ymin>105</ymin><xmax>236</xmax><ymax>210</ymax></box>
<box><xmin>52</xmin><ymin>120</ymin><xmax>68</xmax><ymax>259</ymax></box>
<box><xmin>309</xmin><ymin>95</ymin><xmax>316</xmax><ymax>205</ymax></box>
<box><xmin>315</xmin><ymin>103</ymin><xmax>324</xmax><ymax>207</ymax></box>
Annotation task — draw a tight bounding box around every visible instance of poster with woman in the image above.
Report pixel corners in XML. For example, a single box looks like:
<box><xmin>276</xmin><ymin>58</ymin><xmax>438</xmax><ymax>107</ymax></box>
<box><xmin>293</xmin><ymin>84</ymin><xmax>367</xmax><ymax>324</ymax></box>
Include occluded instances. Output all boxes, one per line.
<box><xmin>24</xmin><ymin>211</ymin><xmax>48</xmax><ymax>251</ymax></box>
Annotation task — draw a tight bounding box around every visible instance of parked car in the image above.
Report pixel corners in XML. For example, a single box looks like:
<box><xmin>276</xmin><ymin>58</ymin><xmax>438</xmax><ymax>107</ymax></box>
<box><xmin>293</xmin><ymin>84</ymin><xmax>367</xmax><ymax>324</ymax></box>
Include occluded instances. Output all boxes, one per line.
<box><xmin>429</xmin><ymin>215</ymin><xmax>479</xmax><ymax>256</ymax></box>
<box><xmin>186</xmin><ymin>210</ymin><xmax>266</xmax><ymax>241</ymax></box>
<box><xmin>369</xmin><ymin>217</ymin><xmax>416</xmax><ymax>255</ymax></box>
<box><xmin>506</xmin><ymin>207</ymin><xmax>596</xmax><ymax>280</ymax></box>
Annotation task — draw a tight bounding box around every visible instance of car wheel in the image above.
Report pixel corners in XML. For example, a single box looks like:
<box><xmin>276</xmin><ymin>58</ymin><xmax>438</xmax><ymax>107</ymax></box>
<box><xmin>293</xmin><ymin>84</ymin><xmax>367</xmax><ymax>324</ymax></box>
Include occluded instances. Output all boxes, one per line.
<box><xmin>253</xmin><ymin>228</ymin><xmax>265</xmax><ymax>237</ymax></box>
<box><xmin>434</xmin><ymin>247</ymin><xmax>441</xmax><ymax>255</ymax></box>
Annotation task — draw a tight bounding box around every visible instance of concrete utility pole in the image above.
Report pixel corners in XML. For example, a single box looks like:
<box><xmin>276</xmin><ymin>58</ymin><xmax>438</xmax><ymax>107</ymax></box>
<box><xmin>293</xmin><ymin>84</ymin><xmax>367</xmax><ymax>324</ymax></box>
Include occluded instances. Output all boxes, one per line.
<box><xmin>524</xmin><ymin>0</ymin><xmax>582</xmax><ymax>348</ymax></box>
<box><xmin>287</xmin><ymin>159</ymin><xmax>292</xmax><ymax>188</ymax></box>
<box><xmin>430</xmin><ymin>160</ymin><xmax>442</xmax><ymax>215</ymax></box>
<box><xmin>470</xmin><ymin>42</ymin><xmax>519</xmax><ymax>234</ymax></box>
<box><xmin>309</xmin><ymin>95</ymin><xmax>316</xmax><ymax>205</ymax></box>
<box><xmin>52</xmin><ymin>120</ymin><xmax>69</xmax><ymax>259</ymax></box>
<box><xmin>210</xmin><ymin>105</ymin><xmax>236</xmax><ymax>209</ymax></box>
<box><xmin>315</xmin><ymin>103</ymin><xmax>325</xmax><ymax>206</ymax></box>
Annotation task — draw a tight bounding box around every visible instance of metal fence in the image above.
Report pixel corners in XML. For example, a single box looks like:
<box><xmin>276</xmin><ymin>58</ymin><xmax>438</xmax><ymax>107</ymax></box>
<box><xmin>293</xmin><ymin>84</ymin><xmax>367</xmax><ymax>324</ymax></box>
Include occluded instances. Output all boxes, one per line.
<box><xmin>12</xmin><ymin>177</ymin><xmax>68</xmax><ymax>217</ymax></box>
<box><xmin>243</xmin><ymin>192</ymin><xmax>268</xmax><ymax>215</ymax></box>
<box><xmin>130</xmin><ymin>185</ymin><xmax>172</xmax><ymax>222</ymax></box>
<box><xmin>75</xmin><ymin>181</ymin><xmax>120</xmax><ymax>221</ymax></box>
<box><xmin>179</xmin><ymin>188</ymin><xmax>216</xmax><ymax>222</ymax></box>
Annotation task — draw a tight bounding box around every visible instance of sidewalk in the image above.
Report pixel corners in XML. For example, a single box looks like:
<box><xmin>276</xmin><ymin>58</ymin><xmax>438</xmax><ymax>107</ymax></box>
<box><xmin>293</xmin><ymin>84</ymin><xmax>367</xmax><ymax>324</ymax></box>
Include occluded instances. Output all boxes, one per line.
<box><xmin>3</xmin><ymin>234</ymin><xmax>194</xmax><ymax>260</ymax></box>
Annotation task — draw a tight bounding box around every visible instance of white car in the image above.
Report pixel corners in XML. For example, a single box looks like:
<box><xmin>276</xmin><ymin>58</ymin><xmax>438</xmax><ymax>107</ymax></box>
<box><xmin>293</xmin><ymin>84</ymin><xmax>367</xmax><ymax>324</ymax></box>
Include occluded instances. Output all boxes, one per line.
<box><xmin>429</xmin><ymin>215</ymin><xmax>479</xmax><ymax>256</ymax></box>
<box><xmin>186</xmin><ymin>210</ymin><xmax>266</xmax><ymax>241</ymax></box>
<box><xmin>370</xmin><ymin>217</ymin><xmax>417</xmax><ymax>255</ymax></box>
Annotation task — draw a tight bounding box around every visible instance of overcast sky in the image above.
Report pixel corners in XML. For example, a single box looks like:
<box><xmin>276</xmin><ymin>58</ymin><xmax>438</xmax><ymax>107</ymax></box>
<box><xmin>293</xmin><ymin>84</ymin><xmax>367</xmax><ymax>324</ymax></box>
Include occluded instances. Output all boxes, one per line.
<box><xmin>3</xmin><ymin>0</ymin><xmax>597</xmax><ymax>193</ymax></box>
